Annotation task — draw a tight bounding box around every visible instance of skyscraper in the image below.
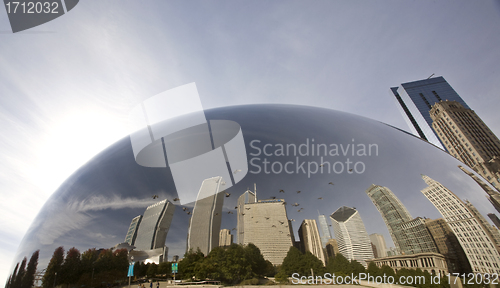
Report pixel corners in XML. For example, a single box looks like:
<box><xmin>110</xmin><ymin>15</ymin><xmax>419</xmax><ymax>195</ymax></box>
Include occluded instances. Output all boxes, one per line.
<box><xmin>330</xmin><ymin>206</ymin><xmax>374</xmax><ymax>266</ymax></box>
<box><xmin>424</xmin><ymin>218</ymin><xmax>471</xmax><ymax>274</ymax></box>
<box><xmin>298</xmin><ymin>219</ymin><xmax>326</xmax><ymax>265</ymax></box>
<box><xmin>242</xmin><ymin>198</ymin><xmax>294</xmax><ymax>265</ymax></box>
<box><xmin>325</xmin><ymin>239</ymin><xmax>339</xmax><ymax>261</ymax></box>
<box><xmin>421</xmin><ymin>175</ymin><xmax>500</xmax><ymax>274</ymax></box>
<box><xmin>125</xmin><ymin>215</ymin><xmax>142</xmax><ymax>246</ymax></box>
<box><xmin>134</xmin><ymin>199</ymin><xmax>175</xmax><ymax>251</ymax></box>
<box><xmin>459</xmin><ymin>165</ymin><xmax>500</xmax><ymax>211</ymax></box>
<box><xmin>488</xmin><ymin>214</ymin><xmax>500</xmax><ymax>230</ymax></box>
<box><xmin>365</xmin><ymin>184</ymin><xmax>437</xmax><ymax>255</ymax></box>
<box><xmin>318</xmin><ymin>214</ymin><xmax>332</xmax><ymax>247</ymax></box>
<box><xmin>390</xmin><ymin>76</ymin><xmax>469</xmax><ymax>150</ymax></box>
<box><xmin>219</xmin><ymin>229</ymin><xmax>233</xmax><ymax>247</ymax></box>
<box><xmin>187</xmin><ymin>177</ymin><xmax>225</xmax><ymax>255</ymax></box>
<box><xmin>464</xmin><ymin>200</ymin><xmax>500</xmax><ymax>254</ymax></box>
<box><xmin>430</xmin><ymin>101</ymin><xmax>500</xmax><ymax>189</ymax></box>
<box><xmin>237</xmin><ymin>189</ymin><xmax>256</xmax><ymax>244</ymax></box>
<box><xmin>369</xmin><ymin>233</ymin><xmax>388</xmax><ymax>258</ymax></box>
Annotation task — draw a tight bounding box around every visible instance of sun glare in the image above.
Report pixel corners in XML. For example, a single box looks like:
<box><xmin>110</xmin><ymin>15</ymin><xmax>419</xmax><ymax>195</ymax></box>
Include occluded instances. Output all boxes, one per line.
<box><xmin>33</xmin><ymin>109</ymin><xmax>128</xmax><ymax>197</ymax></box>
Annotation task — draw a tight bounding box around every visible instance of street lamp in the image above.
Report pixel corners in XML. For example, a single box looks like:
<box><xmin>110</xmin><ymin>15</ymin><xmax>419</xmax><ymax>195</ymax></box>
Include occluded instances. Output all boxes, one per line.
<box><xmin>53</xmin><ymin>272</ymin><xmax>57</xmax><ymax>288</ymax></box>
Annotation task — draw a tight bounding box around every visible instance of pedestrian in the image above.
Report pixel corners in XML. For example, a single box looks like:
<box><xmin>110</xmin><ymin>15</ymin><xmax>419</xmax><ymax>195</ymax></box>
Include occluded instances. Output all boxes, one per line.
<box><xmin>150</xmin><ymin>280</ymin><xmax>153</xmax><ymax>288</ymax></box>
<box><xmin>156</xmin><ymin>281</ymin><xmax>160</xmax><ymax>288</ymax></box>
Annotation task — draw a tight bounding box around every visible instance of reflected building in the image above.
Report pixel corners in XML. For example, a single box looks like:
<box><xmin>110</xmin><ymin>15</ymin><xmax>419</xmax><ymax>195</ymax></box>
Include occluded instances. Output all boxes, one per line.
<box><xmin>431</xmin><ymin>101</ymin><xmax>500</xmax><ymax>189</ymax></box>
<box><xmin>488</xmin><ymin>214</ymin><xmax>500</xmax><ymax>229</ymax></box>
<box><xmin>369</xmin><ymin>252</ymin><xmax>449</xmax><ymax>275</ymax></box>
<box><xmin>125</xmin><ymin>215</ymin><xmax>142</xmax><ymax>246</ymax></box>
<box><xmin>464</xmin><ymin>200</ymin><xmax>500</xmax><ymax>254</ymax></box>
<box><xmin>369</xmin><ymin>233</ymin><xmax>388</xmax><ymax>258</ymax></box>
<box><xmin>237</xmin><ymin>188</ymin><xmax>256</xmax><ymax>244</ymax></box>
<box><xmin>219</xmin><ymin>229</ymin><xmax>233</xmax><ymax>247</ymax></box>
<box><xmin>298</xmin><ymin>219</ymin><xmax>326</xmax><ymax>265</ymax></box>
<box><xmin>134</xmin><ymin>199</ymin><xmax>175</xmax><ymax>251</ymax></box>
<box><xmin>318</xmin><ymin>214</ymin><xmax>332</xmax><ymax>247</ymax></box>
<box><xmin>187</xmin><ymin>177</ymin><xmax>225</xmax><ymax>255</ymax></box>
<box><xmin>330</xmin><ymin>206</ymin><xmax>374</xmax><ymax>266</ymax></box>
<box><xmin>424</xmin><ymin>218</ymin><xmax>471</xmax><ymax>274</ymax></box>
<box><xmin>390</xmin><ymin>76</ymin><xmax>469</xmax><ymax>150</ymax></box>
<box><xmin>242</xmin><ymin>198</ymin><xmax>294</xmax><ymax>265</ymax></box>
<box><xmin>325</xmin><ymin>238</ymin><xmax>339</xmax><ymax>262</ymax></box>
<box><xmin>421</xmin><ymin>175</ymin><xmax>500</xmax><ymax>274</ymax></box>
<box><xmin>458</xmin><ymin>165</ymin><xmax>500</xmax><ymax>210</ymax></box>
<box><xmin>365</xmin><ymin>184</ymin><xmax>437</xmax><ymax>255</ymax></box>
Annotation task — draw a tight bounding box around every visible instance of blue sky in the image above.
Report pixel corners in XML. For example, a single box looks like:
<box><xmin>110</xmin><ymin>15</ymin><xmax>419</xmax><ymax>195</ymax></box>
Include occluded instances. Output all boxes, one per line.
<box><xmin>1</xmin><ymin>0</ymin><xmax>500</xmax><ymax>283</ymax></box>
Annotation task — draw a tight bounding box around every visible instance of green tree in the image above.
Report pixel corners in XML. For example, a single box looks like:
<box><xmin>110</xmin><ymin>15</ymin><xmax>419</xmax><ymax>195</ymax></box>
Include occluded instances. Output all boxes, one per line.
<box><xmin>146</xmin><ymin>263</ymin><xmax>158</xmax><ymax>278</ymax></box>
<box><xmin>280</xmin><ymin>246</ymin><xmax>303</xmax><ymax>276</ymax></box>
<box><xmin>263</xmin><ymin>260</ymin><xmax>276</xmax><ymax>277</ymax></box>
<box><xmin>366</xmin><ymin>262</ymin><xmax>381</xmax><ymax>277</ymax></box>
<box><xmin>348</xmin><ymin>260</ymin><xmax>366</xmax><ymax>275</ymax></box>
<box><xmin>178</xmin><ymin>248</ymin><xmax>205</xmax><ymax>280</ymax></box>
<box><xmin>326</xmin><ymin>253</ymin><xmax>349</xmax><ymax>274</ymax></box>
<box><xmin>301</xmin><ymin>252</ymin><xmax>325</xmax><ymax>276</ymax></box>
<box><xmin>42</xmin><ymin>246</ymin><xmax>64</xmax><ymax>288</ymax></box>
<box><xmin>21</xmin><ymin>250</ymin><xmax>39</xmax><ymax>288</ymax></box>
<box><xmin>243</xmin><ymin>243</ymin><xmax>267</xmax><ymax>276</ymax></box>
<box><xmin>157</xmin><ymin>262</ymin><xmax>171</xmax><ymax>276</ymax></box>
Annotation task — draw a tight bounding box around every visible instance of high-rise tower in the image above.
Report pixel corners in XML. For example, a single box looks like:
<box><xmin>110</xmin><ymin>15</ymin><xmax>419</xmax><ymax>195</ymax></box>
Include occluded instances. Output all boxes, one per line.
<box><xmin>237</xmin><ymin>189</ymin><xmax>256</xmax><ymax>244</ymax></box>
<box><xmin>421</xmin><ymin>175</ymin><xmax>500</xmax><ymax>274</ymax></box>
<box><xmin>330</xmin><ymin>206</ymin><xmax>374</xmax><ymax>266</ymax></box>
<box><xmin>365</xmin><ymin>184</ymin><xmax>437</xmax><ymax>255</ymax></box>
<box><xmin>125</xmin><ymin>215</ymin><xmax>143</xmax><ymax>246</ymax></box>
<box><xmin>369</xmin><ymin>233</ymin><xmax>388</xmax><ymax>258</ymax></box>
<box><xmin>430</xmin><ymin>102</ymin><xmax>500</xmax><ymax>189</ymax></box>
<box><xmin>187</xmin><ymin>177</ymin><xmax>225</xmax><ymax>255</ymax></box>
<box><xmin>298</xmin><ymin>219</ymin><xmax>326</xmax><ymax>265</ymax></box>
<box><xmin>134</xmin><ymin>199</ymin><xmax>175</xmax><ymax>251</ymax></box>
<box><xmin>242</xmin><ymin>198</ymin><xmax>294</xmax><ymax>265</ymax></box>
<box><xmin>390</xmin><ymin>76</ymin><xmax>469</xmax><ymax>150</ymax></box>
<box><xmin>318</xmin><ymin>214</ymin><xmax>332</xmax><ymax>247</ymax></box>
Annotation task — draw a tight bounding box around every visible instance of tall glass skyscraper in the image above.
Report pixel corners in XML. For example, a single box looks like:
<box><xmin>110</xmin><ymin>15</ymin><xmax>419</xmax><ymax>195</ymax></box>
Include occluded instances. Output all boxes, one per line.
<box><xmin>366</xmin><ymin>184</ymin><xmax>437</xmax><ymax>255</ymax></box>
<box><xmin>318</xmin><ymin>214</ymin><xmax>332</xmax><ymax>247</ymax></box>
<box><xmin>390</xmin><ymin>76</ymin><xmax>469</xmax><ymax>150</ymax></box>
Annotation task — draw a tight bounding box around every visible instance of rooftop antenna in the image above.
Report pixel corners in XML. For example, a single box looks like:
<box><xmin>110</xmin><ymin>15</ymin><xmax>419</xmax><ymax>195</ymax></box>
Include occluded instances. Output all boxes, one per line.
<box><xmin>427</xmin><ymin>73</ymin><xmax>435</xmax><ymax>79</ymax></box>
<box><xmin>254</xmin><ymin>183</ymin><xmax>257</xmax><ymax>202</ymax></box>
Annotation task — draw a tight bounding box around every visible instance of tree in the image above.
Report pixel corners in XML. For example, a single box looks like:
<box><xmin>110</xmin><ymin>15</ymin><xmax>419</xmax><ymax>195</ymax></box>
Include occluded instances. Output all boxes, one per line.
<box><xmin>60</xmin><ymin>248</ymin><xmax>81</xmax><ymax>285</ymax></box>
<box><xmin>8</xmin><ymin>263</ymin><xmax>19</xmax><ymax>288</ymax></box>
<box><xmin>42</xmin><ymin>247</ymin><xmax>64</xmax><ymax>288</ymax></box>
<box><xmin>243</xmin><ymin>243</ymin><xmax>267</xmax><ymax>276</ymax></box>
<box><xmin>21</xmin><ymin>250</ymin><xmax>39</xmax><ymax>288</ymax></box>
<box><xmin>348</xmin><ymin>260</ymin><xmax>366</xmax><ymax>275</ymax></box>
<box><xmin>178</xmin><ymin>248</ymin><xmax>205</xmax><ymax>280</ymax></box>
<box><xmin>146</xmin><ymin>263</ymin><xmax>158</xmax><ymax>278</ymax></box>
<box><xmin>280</xmin><ymin>246</ymin><xmax>304</xmax><ymax>276</ymax></box>
<box><xmin>157</xmin><ymin>262</ymin><xmax>171</xmax><ymax>276</ymax></box>
<box><xmin>301</xmin><ymin>252</ymin><xmax>325</xmax><ymax>276</ymax></box>
<box><xmin>325</xmin><ymin>253</ymin><xmax>349</xmax><ymax>274</ymax></box>
<box><xmin>366</xmin><ymin>262</ymin><xmax>381</xmax><ymax>277</ymax></box>
<box><xmin>12</xmin><ymin>258</ymin><xmax>27</xmax><ymax>288</ymax></box>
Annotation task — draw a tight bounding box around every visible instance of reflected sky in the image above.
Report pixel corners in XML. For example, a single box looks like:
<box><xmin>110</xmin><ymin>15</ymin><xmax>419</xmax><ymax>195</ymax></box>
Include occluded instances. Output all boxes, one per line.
<box><xmin>13</xmin><ymin>104</ymin><xmax>499</xmax><ymax>269</ymax></box>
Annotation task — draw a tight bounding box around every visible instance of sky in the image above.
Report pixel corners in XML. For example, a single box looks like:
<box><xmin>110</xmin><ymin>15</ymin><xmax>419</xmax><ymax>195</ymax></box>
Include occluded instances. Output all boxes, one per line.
<box><xmin>1</xmin><ymin>0</ymin><xmax>500</xmax><ymax>284</ymax></box>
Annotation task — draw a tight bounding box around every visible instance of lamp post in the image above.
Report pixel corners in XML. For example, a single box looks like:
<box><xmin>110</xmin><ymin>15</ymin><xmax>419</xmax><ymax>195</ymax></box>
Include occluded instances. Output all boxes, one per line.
<box><xmin>53</xmin><ymin>272</ymin><xmax>57</xmax><ymax>288</ymax></box>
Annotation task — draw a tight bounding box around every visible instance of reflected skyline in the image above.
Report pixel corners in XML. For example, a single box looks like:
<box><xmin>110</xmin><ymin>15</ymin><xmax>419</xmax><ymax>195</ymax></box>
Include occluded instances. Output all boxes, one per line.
<box><xmin>10</xmin><ymin>104</ymin><xmax>500</xmax><ymax>275</ymax></box>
